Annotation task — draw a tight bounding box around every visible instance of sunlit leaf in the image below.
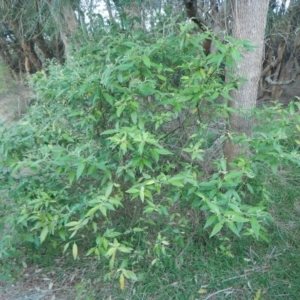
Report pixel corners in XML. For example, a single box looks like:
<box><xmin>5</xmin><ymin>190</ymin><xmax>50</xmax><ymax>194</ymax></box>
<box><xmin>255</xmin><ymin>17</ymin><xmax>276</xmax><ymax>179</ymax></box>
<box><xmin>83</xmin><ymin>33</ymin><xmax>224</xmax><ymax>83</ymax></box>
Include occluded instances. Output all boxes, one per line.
<box><xmin>142</xmin><ymin>55</ymin><xmax>151</xmax><ymax>68</ymax></box>
<box><xmin>120</xmin><ymin>273</ymin><xmax>125</xmax><ymax>290</ymax></box>
<box><xmin>73</xmin><ymin>242</ymin><xmax>78</xmax><ymax>260</ymax></box>
<box><xmin>40</xmin><ymin>226</ymin><xmax>48</xmax><ymax>244</ymax></box>
<box><xmin>198</xmin><ymin>288</ymin><xmax>207</xmax><ymax>294</ymax></box>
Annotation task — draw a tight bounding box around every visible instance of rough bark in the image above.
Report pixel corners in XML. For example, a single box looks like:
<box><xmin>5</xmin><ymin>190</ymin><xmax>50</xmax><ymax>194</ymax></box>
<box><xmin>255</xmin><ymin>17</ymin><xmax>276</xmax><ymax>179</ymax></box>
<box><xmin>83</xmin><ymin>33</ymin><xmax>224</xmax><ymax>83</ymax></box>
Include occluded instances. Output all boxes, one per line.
<box><xmin>9</xmin><ymin>21</ymin><xmax>42</xmax><ymax>72</ymax></box>
<box><xmin>46</xmin><ymin>1</ymin><xmax>79</xmax><ymax>57</ymax></box>
<box><xmin>53</xmin><ymin>34</ymin><xmax>65</xmax><ymax>64</ymax></box>
<box><xmin>21</xmin><ymin>40</ymin><xmax>43</xmax><ymax>72</ymax></box>
<box><xmin>223</xmin><ymin>0</ymin><xmax>270</xmax><ymax>165</ymax></box>
<box><xmin>32</xmin><ymin>23</ymin><xmax>54</xmax><ymax>60</ymax></box>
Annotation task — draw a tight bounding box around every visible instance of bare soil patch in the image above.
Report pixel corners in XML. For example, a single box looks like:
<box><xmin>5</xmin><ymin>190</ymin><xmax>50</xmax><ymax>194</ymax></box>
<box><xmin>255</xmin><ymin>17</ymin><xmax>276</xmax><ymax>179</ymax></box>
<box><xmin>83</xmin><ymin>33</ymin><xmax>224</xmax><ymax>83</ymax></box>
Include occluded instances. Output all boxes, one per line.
<box><xmin>0</xmin><ymin>85</ymin><xmax>32</xmax><ymax>124</ymax></box>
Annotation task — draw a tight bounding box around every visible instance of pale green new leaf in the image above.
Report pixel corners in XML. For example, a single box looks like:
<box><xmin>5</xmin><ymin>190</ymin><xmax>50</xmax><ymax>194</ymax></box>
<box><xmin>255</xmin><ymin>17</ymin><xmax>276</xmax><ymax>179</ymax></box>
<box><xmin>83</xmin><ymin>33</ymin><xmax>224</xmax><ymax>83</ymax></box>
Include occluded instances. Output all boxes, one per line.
<box><xmin>73</xmin><ymin>242</ymin><xmax>78</xmax><ymax>260</ymax></box>
<box><xmin>142</xmin><ymin>55</ymin><xmax>151</xmax><ymax>68</ymax></box>
<box><xmin>40</xmin><ymin>226</ymin><xmax>48</xmax><ymax>244</ymax></box>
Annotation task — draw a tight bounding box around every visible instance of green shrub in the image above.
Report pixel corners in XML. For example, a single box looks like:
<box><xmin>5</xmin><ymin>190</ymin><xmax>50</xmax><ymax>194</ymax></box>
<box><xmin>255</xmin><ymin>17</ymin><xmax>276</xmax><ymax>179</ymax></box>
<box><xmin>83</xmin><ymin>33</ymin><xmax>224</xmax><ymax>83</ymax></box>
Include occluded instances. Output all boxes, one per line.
<box><xmin>1</xmin><ymin>23</ymin><xmax>300</xmax><ymax>284</ymax></box>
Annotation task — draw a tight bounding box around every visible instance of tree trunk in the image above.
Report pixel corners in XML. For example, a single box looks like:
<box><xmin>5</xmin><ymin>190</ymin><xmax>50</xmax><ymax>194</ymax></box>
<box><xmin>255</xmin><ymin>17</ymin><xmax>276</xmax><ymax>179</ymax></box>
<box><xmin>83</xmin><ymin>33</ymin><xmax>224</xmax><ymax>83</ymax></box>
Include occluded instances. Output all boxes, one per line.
<box><xmin>223</xmin><ymin>0</ymin><xmax>270</xmax><ymax>165</ymax></box>
<box><xmin>21</xmin><ymin>40</ymin><xmax>43</xmax><ymax>72</ymax></box>
<box><xmin>33</xmin><ymin>22</ymin><xmax>54</xmax><ymax>60</ymax></box>
<box><xmin>46</xmin><ymin>1</ymin><xmax>79</xmax><ymax>57</ymax></box>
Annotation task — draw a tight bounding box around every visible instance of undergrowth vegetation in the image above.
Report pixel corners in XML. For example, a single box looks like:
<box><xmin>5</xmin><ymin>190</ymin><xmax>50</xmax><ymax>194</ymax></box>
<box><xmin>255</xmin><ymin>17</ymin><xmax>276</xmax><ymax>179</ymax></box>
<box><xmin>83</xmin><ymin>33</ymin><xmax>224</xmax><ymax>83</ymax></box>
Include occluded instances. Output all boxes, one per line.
<box><xmin>1</xmin><ymin>23</ymin><xmax>300</xmax><ymax>297</ymax></box>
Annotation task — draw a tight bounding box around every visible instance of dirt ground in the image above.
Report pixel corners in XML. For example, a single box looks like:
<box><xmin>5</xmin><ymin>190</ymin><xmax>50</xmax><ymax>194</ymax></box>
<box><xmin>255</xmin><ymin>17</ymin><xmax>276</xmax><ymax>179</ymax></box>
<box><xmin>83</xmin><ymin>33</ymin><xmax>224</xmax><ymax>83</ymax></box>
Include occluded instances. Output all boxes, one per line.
<box><xmin>0</xmin><ymin>85</ymin><xmax>31</xmax><ymax>124</ymax></box>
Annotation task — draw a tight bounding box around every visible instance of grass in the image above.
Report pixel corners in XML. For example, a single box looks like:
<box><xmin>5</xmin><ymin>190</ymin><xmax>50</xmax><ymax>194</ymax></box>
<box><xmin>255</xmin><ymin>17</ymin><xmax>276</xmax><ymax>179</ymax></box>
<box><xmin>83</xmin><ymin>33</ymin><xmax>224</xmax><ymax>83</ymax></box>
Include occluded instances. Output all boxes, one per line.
<box><xmin>8</xmin><ymin>235</ymin><xmax>299</xmax><ymax>299</ymax></box>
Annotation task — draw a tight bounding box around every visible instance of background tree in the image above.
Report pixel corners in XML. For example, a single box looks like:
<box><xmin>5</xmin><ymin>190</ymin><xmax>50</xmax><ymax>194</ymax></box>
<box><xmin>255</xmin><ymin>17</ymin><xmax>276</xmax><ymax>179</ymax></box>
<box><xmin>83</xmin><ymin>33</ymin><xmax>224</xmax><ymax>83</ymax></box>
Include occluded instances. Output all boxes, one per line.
<box><xmin>260</xmin><ymin>0</ymin><xmax>300</xmax><ymax>100</ymax></box>
<box><xmin>223</xmin><ymin>0</ymin><xmax>270</xmax><ymax>164</ymax></box>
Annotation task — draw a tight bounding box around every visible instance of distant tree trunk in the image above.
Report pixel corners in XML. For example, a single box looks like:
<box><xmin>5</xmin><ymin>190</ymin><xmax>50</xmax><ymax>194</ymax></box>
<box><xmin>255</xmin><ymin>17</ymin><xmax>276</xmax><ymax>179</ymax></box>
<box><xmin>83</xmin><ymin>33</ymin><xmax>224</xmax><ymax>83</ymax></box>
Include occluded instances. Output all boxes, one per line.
<box><xmin>21</xmin><ymin>40</ymin><xmax>43</xmax><ymax>72</ymax></box>
<box><xmin>33</xmin><ymin>23</ymin><xmax>54</xmax><ymax>60</ymax></box>
<box><xmin>183</xmin><ymin>0</ymin><xmax>212</xmax><ymax>55</ymax></box>
<box><xmin>223</xmin><ymin>0</ymin><xmax>270</xmax><ymax>166</ymax></box>
<box><xmin>53</xmin><ymin>34</ymin><xmax>65</xmax><ymax>64</ymax></box>
<box><xmin>46</xmin><ymin>1</ymin><xmax>79</xmax><ymax>57</ymax></box>
<box><xmin>9</xmin><ymin>21</ymin><xmax>42</xmax><ymax>72</ymax></box>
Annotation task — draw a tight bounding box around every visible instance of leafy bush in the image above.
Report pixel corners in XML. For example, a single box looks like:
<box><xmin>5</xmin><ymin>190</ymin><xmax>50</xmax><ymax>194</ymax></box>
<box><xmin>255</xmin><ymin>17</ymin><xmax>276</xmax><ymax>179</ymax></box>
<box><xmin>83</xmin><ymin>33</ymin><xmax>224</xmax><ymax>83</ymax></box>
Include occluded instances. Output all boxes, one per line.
<box><xmin>1</xmin><ymin>23</ymin><xmax>300</xmax><ymax>284</ymax></box>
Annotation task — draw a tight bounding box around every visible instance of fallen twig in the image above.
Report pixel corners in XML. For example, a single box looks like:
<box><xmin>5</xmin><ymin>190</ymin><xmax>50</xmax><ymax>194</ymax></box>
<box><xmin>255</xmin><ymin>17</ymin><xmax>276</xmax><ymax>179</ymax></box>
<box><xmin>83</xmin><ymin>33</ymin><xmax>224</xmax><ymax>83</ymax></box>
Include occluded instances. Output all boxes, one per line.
<box><xmin>203</xmin><ymin>287</ymin><xmax>233</xmax><ymax>300</ymax></box>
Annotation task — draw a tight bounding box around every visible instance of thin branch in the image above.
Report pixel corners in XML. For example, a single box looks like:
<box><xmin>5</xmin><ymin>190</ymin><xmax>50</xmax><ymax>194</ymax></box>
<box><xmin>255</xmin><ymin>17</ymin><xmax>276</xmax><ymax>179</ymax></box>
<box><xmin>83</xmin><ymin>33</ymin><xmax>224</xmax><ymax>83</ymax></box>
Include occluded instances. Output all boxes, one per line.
<box><xmin>266</xmin><ymin>59</ymin><xmax>300</xmax><ymax>85</ymax></box>
<box><xmin>203</xmin><ymin>287</ymin><xmax>233</xmax><ymax>300</ymax></box>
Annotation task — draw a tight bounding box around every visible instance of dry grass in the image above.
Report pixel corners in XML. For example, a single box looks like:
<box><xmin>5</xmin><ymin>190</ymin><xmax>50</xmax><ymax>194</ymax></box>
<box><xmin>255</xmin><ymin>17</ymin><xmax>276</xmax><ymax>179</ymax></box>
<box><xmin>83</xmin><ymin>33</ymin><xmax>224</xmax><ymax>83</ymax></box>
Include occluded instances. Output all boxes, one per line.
<box><xmin>0</xmin><ymin>87</ymin><xmax>31</xmax><ymax>124</ymax></box>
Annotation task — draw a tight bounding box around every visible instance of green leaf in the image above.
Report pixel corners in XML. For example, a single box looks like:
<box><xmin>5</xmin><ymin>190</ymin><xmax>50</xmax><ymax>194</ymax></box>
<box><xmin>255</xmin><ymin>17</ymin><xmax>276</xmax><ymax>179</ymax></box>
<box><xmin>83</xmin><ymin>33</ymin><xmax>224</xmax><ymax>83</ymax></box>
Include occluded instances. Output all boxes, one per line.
<box><xmin>103</xmin><ymin>93</ymin><xmax>114</xmax><ymax>105</ymax></box>
<box><xmin>100</xmin><ymin>206</ymin><xmax>107</xmax><ymax>216</ymax></box>
<box><xmin>131</xmin><ymin>112</ymin><xmax>138</xmax><ymax>124</ymax></box>
<box><xmin>289</xmin><ymin>102</ymin><xmax>295</xmax><ymax>115</ymax></box>
<box><xmin>118</xmin><ymin>246</ymin><xmax>133</xmax><ymax>253</ymax></box>
<box><xmin>106</xmin><ymin>247</ymin><xmax>117</xmax><ymax>257</ymax></box>
<box><xmin>209</xmin><ymin>222</ymin><xmax>223</xmax><ymax>238</ymax></box>
<box><xmin>230</xmin><ymin>48</ymin><xmax>241</xmax><ymax>62</ymax></box>
<box><xmin>69</xmin><ymin>170</ymin><xmax>76</xmax><ymax>184</ymax></box>
<box><xmin>143</xmin><ymin>207</ymin><xmax>155</xmax><ymax>214</ymax></box>
<box><xmin>73</xmin><ymin>242</ymin><xmax>78</xmax><ymax>260</ymax></box>
<box><xmin>85</xmin><ymin>204</ymin><xmax>101</xmax><ymax>217</ymax></box>
<box><xmin>225</xmin><ymin>221</ymin><xmax>240</xmax><ymax>237</ymax></box>
<box><xmin>155</xmin><ymin>148</ymin><xmax>173</xmax><ymax>155</ymax></box>
<box><xmin>65</xmin><ymin>221</ymin><xmax>80</xmax><ymax>227</ymax></box>
<box><xmin>86</xmin><ymin>247</ymin><xmax>95</xmax><ymax>256</ymax></box>
<box><xmin>126</xmin><ymin>187</ymin><xmax>140</xmax><ymax>194</ymax></box>
<box><xmin>101</xmin><ymin>129</ymin><xmax>117</xmax><ymax>135</ymax></box>
<box><xmin>204</xmin><ymin>215</ymin><xmax>218</xmax><ymax>229</ymax></box>
<box><xmin>76</xmin><ymin>162</ymin><xmax>86</xmax><ymax>180</ymax></box>
<box><xmin>40</xmin><ymin>226</ymin><xmax>48</xmax><ymax>244</ymax></box>
<box><xmin>122</xmin><ymin>269</ymin><xmax>138</xmax><ymax>280</ymax></box>
<box><xmin>199</xmin><ymin>180</ymin><xmax>218</xmax><ymax>190</ymax></box>
<box><xmin>157</xmin><ymin>74</ymin><xmax>166</xmax><ymax>81</ymax></box>
<box><xmin>58</xmin><ymin>229</ymin><xmax>66</xmax><ymax>241</ymax></box>
<box><xmin>142</xmin><ymin>55</ymin><xmax>151</xmax><ymax>68</ymax></box>
<box><xmin>225</xmin><ymin>212</ymin><xmax>248</xmax><ymax>223</ymax></box>
<box><xmin>104</xmin><ymin>229</ymin><xmax>121</xmax><ymax>238</ymax></box>
<box><xmin>116</xmin><ymin>105</ymin><xmax>125</xmax><ymax>117</ymax></box>
<box><xmin>207</xmin><ymin>201</ymin><xmax>220</xmax><ymax>214</ymax></box>
<box><xmin>140</xmin><ymin>186</ymin><xmax>145</xmax><ymax>202</ymax></box>
<box><xmin>105</xmin><ymin>182</ymin><xmax>114</xmax><ymax>199</ymax></box>
<box><xmin>246</xmin><ymin>184</ymin><xmax>254</xmax><ymax>194</ymax></box>
<box><xmin>250</xmin><ymin>217</ymin><xmax>260</xmax><ymax>239</ymax></box>
<box><xmin>169</xmin><ymin>180</ymin><xmax>184</xmax><ymax>187</ymax></box>
<box><xmin>63</xmin><ymin>242</ymin><xmax>70</xmax><ymax>254</ymax></box>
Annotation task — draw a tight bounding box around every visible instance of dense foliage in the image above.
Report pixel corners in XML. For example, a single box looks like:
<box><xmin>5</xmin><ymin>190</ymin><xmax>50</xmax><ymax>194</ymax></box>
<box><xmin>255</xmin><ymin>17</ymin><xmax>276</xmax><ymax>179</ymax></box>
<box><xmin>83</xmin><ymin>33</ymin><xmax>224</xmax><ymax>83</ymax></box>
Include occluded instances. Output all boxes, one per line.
<box><xmin>1</xmin><ymin>23</ymin><xmax>300</xmax><ymax>284</ymax></box>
